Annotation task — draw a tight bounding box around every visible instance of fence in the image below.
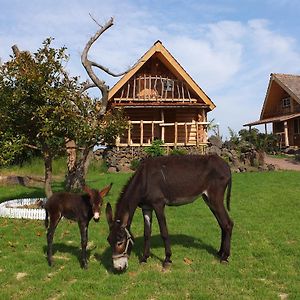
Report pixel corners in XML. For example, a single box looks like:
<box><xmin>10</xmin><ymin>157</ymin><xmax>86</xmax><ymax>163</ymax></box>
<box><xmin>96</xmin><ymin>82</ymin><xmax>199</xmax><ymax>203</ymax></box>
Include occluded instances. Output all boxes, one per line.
<box><xmin>0</xmin><ymin>198</ymin><xmax>46</xmax><ymax>220</ymax></box>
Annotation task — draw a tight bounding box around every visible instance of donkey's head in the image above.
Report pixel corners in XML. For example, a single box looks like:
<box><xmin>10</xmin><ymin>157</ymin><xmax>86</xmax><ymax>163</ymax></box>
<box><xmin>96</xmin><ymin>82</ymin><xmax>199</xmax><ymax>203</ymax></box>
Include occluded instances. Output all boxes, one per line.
<box><xmin>106</xmin><ymin>203</ymin><xmax>134</xmax><ymax>271</ymax></box>
<box><xmin>83</xmin><ymin>183</ymin><xmax>112</xmax><ymax>222</ymax></box>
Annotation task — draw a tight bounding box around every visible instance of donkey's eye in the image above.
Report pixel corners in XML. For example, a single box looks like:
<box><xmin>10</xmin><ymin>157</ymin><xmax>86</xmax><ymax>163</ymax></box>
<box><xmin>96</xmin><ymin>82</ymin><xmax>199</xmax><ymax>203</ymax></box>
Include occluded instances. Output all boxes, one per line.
<box><xmin>117</xmin><ymin>241</ymin><xmax>123</xmax><ymax>247</ymax></box>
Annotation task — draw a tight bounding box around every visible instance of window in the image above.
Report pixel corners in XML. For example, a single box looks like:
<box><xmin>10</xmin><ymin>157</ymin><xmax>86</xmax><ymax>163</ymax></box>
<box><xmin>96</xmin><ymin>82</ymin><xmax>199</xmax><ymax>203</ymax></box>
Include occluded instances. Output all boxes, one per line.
<box><xmin>282</xmin><ymin>97</ymin><xmax>291</xmax><ymax>108</ymax></box>
<box><xmin>294</xmin><ymin>118</ymin><xmax>300</xmax><ymax>134</ymax></box>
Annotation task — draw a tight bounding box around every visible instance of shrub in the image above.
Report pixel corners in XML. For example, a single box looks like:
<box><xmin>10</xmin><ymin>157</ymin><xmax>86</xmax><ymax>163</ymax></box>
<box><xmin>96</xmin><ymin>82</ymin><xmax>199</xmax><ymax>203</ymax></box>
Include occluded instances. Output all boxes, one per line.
<box><xmin>170</xmin><ymin>148</ymin><xmax>187</xmax><ymax>156</ymax></box>
<box><xmin>130</xmin><ymin>159</ymin><xmax>140</xmax><ymax>170</ymax></box>
<box><xmin>144</xmin><ymin>140</ymin><xmax>165</xmax><ymax>157</ymax></box>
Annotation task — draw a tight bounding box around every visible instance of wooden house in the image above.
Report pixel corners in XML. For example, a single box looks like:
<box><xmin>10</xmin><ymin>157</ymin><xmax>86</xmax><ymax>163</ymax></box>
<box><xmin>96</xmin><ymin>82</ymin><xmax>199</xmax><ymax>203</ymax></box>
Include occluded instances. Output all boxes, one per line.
<box><xmin>107</xmin><ymin>40</ymin><xmax>215</xmax><ymax>147</ymax></box>
<box><xmin>244</xmin><ymin>73</ymin><xmax>300</xmax><ymax>148</ymax></box>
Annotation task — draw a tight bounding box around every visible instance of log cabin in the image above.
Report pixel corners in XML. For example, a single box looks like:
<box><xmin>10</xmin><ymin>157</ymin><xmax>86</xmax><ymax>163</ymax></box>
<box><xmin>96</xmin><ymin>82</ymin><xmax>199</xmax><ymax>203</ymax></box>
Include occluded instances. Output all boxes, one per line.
<box><xmin>244</xmin><ymin>73</ymin><xmax>300</xmax><ymax>148</ymax></box>
<box><xmin>107</xmin><ymin>40</ymin><xmax>215</xmax><ymax>148</ymax></box>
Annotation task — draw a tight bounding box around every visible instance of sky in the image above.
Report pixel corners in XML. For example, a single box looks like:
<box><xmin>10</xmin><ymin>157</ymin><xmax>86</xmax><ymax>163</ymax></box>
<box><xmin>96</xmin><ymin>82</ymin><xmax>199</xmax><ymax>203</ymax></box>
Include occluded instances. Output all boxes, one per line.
<box><xmin>1</xmin><ymin>0</ymin><xmax>300</xmax><ymax>138</ymax></box>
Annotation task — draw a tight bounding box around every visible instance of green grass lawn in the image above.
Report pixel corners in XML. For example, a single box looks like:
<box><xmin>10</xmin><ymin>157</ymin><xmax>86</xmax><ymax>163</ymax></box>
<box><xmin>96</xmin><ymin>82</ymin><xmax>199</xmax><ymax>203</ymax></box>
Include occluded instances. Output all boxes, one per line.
<box><xmin>0</xmin><ymin>164</ymin><xmax>299</xmax><ymax>299</ymax></box>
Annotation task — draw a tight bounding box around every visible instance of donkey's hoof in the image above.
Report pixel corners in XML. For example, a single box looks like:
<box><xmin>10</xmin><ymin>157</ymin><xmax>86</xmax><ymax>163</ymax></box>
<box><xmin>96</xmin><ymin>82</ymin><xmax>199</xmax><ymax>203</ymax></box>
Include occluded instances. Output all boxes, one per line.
<box><xmin>81</xmin><ymin>262</ymin><xmax>88</xmax><ymax>269</ymax></box>
<box><xmin>220</xmin><ymin>258</ymin><xmax>229</xmax><ymax>264</ymax></box>
<box><xmin>47</xmin><ymin>259</ymin><xmax>53</xmax><ymax>267</ymax></box>
<box><xmin>162</xmin><ymin>259</ymin><xmax>172</xmax><ymax>269</ymax></box>
<box><xmin>139</xmin><ymin>256</ymin><xmax>148</xmax><ymax>264</ymax></box>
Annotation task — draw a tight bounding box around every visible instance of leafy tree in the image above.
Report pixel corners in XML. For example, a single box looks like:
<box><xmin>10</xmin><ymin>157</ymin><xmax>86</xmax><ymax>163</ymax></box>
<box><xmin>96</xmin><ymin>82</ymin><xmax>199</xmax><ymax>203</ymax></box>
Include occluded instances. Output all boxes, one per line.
<box><xmin>0</xmin><ymin>38</ymin><xmax>127</xmax><ymax>196</ymax></box>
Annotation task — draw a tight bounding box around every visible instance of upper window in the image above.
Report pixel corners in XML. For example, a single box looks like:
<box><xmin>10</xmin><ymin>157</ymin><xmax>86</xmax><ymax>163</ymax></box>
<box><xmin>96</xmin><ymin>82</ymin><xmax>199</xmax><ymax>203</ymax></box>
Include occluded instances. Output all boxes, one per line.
<box><xmin>282</xmin><ymin>97</ymin><xmax>291</xmax><ymax>108</ymax></box>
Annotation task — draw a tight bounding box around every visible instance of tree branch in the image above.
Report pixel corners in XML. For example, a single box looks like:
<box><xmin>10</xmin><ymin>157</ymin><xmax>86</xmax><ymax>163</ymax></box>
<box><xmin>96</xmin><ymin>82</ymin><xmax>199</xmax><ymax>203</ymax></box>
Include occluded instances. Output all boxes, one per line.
<box><xmin>81</xmin><ymin>17</ymin><xmax>114</xmax><ymax>115</ymax></box>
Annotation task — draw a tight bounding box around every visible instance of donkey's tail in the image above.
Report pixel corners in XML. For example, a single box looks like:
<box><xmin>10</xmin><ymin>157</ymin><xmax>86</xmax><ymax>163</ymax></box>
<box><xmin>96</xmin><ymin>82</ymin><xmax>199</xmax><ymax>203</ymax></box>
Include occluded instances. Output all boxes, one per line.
<box><xmin>45</xmin><ymin>209</ymin><xmax>49</xmax><ymax>229</ymax></box>
<box><xmin>226</xmin><ymin>176</ymin><xmax>232</xmax><ymax>211</ymax></box>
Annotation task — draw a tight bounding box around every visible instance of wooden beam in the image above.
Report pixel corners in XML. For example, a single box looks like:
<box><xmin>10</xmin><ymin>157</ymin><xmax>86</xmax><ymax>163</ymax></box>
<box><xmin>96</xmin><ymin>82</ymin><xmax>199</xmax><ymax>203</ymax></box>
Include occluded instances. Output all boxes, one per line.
<box><xmin>185</xmin><ymin>123</ymin><xmax>188</xmax><ymax>145</ymax></box>
<box><xmin>151</xmin><ymin>121</ymin><xmax>155</xmax><ymax>142</ymax></box>
<box><xmin>140</xmin><ymin>120</ymin><xmax>144</xmax><ymax>145</ymax></box>
<box><xmin>133</xmin><ymin>76</ymin><xmax>136</xmax><ymax>100</ymax></box>
<box><xmin>196</xmin><ymin>121</ymin><xmax>199</xmax><ymax>146</ymax></box>
<box><xmin>284</xmin><ymin>121</ymin><xmax>289</xmax><ymax>147</ymax></box>
<box><xmin>175</xmin><ymin>122</ymin><xmax>178</xmax><ymax>146</ymax></box>
<box><xmin>161</xmin><ymin>110</ymin><xmax>165</xmax><ymax>142</ymax></box>
<box><xmin>128</xmin><ymin>121</ymin><xmax>131</xmax><ymax>145</ymax></box>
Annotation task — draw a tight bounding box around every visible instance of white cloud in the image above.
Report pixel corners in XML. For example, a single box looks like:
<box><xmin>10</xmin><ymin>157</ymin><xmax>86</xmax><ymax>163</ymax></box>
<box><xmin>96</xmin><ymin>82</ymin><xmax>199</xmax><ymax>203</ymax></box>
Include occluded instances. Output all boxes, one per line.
<box><xmin>1</xmin><ymin>1</ymin><xmax>300</xmax><ymax>138</ymax></box>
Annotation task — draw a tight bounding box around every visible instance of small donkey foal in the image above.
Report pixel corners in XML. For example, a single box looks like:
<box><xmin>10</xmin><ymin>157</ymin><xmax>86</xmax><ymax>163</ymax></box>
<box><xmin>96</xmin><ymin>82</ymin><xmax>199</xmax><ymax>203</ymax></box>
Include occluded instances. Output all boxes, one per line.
<box><xmin>45</xmin><ymin>183</ymin><xmax>112</xmax><ymax>269</ymax></box>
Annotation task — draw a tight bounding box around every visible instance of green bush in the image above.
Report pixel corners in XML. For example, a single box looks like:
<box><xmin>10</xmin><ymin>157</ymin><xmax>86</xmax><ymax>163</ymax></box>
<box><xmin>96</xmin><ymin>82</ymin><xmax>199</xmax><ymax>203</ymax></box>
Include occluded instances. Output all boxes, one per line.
<box><xmin>170</xmin><ymin>148</ymin><xmax>187</xmax><ymax>156</ymax></box>
<box><xmin>130</xmin><ymin>159</ymin><xmax>140</xmax><ymax>170</ymax></box>
<box><xmin>144</xmin><ymin>139</ymin><xmax>165</xmax><ymax>157</ymax></box>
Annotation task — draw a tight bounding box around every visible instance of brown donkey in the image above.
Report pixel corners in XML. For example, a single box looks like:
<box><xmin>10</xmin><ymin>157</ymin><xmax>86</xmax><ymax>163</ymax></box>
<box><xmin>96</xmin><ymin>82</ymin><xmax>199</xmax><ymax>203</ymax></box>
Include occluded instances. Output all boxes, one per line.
<box><xmin>106</xmin><ymin>154</ymin><xmax>233</xmax><ymax>271</ymax></box>
<box><xmin>45</xmin><ymin>184</ymin><xmax>112</xmax><ymax>269</ymax></box>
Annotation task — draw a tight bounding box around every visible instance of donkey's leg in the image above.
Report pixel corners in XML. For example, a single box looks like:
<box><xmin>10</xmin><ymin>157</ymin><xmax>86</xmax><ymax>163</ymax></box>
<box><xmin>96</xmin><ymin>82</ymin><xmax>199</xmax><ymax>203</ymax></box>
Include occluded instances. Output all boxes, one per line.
<box><xmin>203</xmin><ymin>191</ymin><xmax>234</xmax><ymax>262</ymax></box>
<box><xmin>154</xmin><ymin>204</ymin><xmax>172</xmax><ymax>268</ymax></box>
<box><xmin>46</xmin><ymin>213</ymin><xmax>61</xmax><ymax>266</ymax></box>
<box><xmin>140</xmin><ymin>207</ymin><xmax>153</xmax><ymax>263</ymax></box>
<box><xmin>78</xmin><ymin>221</ymin><xmax>89</xmax><ymax>269</ymax></box>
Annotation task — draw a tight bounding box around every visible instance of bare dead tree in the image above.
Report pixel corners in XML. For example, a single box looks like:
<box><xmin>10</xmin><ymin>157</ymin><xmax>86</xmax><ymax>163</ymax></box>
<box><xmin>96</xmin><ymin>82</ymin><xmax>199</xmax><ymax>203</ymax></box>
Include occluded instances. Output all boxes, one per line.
<box><xmin>65</xmin><ymin>16</ymin><xmax>131</xmax><ymax>191</ymax></box>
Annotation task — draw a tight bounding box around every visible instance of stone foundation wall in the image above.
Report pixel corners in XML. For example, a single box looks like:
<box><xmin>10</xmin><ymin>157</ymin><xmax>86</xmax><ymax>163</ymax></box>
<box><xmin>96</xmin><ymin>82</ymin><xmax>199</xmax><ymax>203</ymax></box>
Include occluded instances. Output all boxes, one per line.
<box><xmin>103</xmin><ymin>145</ymin><xmax>207</xmax><ymax>173</ymax></box>
<box><xmin>100</xmin><ymin>137</ymin><xmax>276</xmax><ymax>173</ymax></box>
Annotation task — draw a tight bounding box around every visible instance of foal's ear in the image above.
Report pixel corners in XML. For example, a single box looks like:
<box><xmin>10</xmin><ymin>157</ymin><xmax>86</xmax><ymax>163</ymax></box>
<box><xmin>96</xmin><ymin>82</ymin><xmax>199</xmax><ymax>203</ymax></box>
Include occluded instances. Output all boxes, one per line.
<box><xmin>83</xmin><ymin>185</ymin><xmax>91</xmax><ymax>193</ymax></box>
<box><xmin>106</xmin><ymin>202</ymin><xmax>113</xmax><ymax>226</ymax></box>
<box><xmin>99</xmin><ymin>183</ymin><xmax>113</xmax><ymax>199</ymax></box>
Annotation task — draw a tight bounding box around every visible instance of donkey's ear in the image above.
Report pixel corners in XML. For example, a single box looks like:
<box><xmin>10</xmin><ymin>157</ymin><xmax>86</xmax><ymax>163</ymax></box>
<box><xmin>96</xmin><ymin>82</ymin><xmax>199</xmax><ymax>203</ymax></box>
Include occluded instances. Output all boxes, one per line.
<box><xmin>106</xmin><ymin>202</ymin><xmax>113</xmax><ymax>226</ymax></box>
<box><xmin>121</xmin><ymin>211</ymin><xmax>129</xmax><ymax>228</ymax></box>
<box><xmin>99</xmin><ymin>183</ymin><xmax>113</xmax><ymax>198</ymax></box>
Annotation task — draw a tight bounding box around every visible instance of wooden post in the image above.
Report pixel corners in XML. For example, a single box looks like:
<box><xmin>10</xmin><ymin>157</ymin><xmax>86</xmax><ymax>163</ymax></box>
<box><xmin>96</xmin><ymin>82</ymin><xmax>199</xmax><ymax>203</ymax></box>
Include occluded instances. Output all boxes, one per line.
<box><xmin>185</xmin><ymin>123</ymin><xmax>188</xmax><ymax>145</ymax></box>
<box><xmin>161</xmin><ymin>110</ymin><xmax>165</xmax><ymax>142</ymax></box>
<box><xmin>196</xmin><ymin>122</ymin><xmax>199</xmax><ymax>146</ymax></box>
<box><xmin>133</xmin><ymin>76</ymin><xmax>136</xmax><ymax>100</ymax></box>
<box><xmin>138</xmin><ymin>76</ymin><xmax>141</xmax><ymax>100</ymax></box>
<box><xmin>140</xmin><ymin>120</ymin><xmax>144</xmax><ymax>145</ymax></box>
<box><xmin>151</xmin><ymin>121</ymin><xmax>155</xmax><ymax>143</ymax></box>
<box><xmin>174</xmin><ymin>122</ymin><xmax>178</xmax><ymax>146</ymax></box>
<box><xmin>160</xmin><ymin>76</ymin><xmax>163</xmax><ymax>100</ymax></box>
<box><xmin>128</xmin><ymin>121</ymin><xmax>131</xmax><ymax>145</ymax></box>
<box><xmin>116</xmin><ymin>136</ymin><xmax>120</xmax><ymax>146</ymax></box>
<box><xmin>126</xmin><ymin>83</ymin><xmax>130</xmax><ymax>100</ymax></box>
<box><xmin>265</xmin><ymin>123</ymin><xmax>268</xmax><ymax>134</ymax></box>
<box><xmin>284</xmin><ymin>121</ymin><xmax>289</xmax><ymax>147</ymax></box>
<box><xmin>144</xmin><ymin>74</ymin><xmax>147</xmax><ymax>100</ymax></box>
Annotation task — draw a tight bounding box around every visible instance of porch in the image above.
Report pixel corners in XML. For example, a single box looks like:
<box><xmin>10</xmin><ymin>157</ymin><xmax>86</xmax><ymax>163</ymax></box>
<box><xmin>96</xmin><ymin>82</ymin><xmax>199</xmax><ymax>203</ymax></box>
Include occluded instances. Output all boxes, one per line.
<box><xmin>116</xmin><ymin>119</ymin><xmax>209</xmax><ymax>147</ymax></box>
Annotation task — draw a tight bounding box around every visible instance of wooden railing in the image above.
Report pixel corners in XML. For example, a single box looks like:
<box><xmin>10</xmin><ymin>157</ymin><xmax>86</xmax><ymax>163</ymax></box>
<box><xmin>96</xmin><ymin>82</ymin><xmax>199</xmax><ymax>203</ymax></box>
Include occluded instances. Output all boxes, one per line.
<box><xmin>114</xmin><ymin>75</ymin><xmax>196</xmax><ymax>103</ymax></box>
<box><xmin>116</xmin><ymin>120</ymin><xmax>209</xmax><ymax>147</ymax></box>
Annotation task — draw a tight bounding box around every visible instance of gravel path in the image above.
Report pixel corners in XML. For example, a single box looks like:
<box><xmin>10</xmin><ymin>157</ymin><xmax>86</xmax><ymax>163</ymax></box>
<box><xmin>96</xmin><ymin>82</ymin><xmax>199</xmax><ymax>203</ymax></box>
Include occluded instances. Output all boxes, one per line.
<box><xmin>265</xmin><ymin>155</ymin><xmax>300</xmax><ymax>171</ymax></box>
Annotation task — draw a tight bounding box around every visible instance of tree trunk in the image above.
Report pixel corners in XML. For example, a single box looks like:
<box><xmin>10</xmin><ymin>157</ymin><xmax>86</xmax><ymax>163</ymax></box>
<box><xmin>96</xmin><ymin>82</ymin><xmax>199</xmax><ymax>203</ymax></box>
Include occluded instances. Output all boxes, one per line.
<box><xmin>65</xmin><ymin>145</ymin><xmax>93</xmax><ymax>191</ymax></box>
<box><xmin>43</xmin><ymin>148</ymin><xmax>53</xmax><ymax>198</ymax></box>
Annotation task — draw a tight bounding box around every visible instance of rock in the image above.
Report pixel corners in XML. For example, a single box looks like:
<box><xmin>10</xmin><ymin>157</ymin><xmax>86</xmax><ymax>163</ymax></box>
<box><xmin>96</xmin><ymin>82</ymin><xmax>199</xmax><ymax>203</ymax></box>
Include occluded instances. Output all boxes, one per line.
<box><xmin>283</xmin><ymin>147</ymin><xmax>295</xmax><ymax>155</ymax></box>
<box><xmin>267</xmin><ymin>164</ymin><xmax>276</xmax><ymax>171</ymax></box>
<box><xmin>207</xmin><ymin>145</ymin><xmax>221</xmax><ymax>156</ymax></box>
<box><xmin>107</xmin><ymin>167</ymin><xmax>117</xmax><ymax>173</ymax></box>
<box><xmin>208</xmin><ymin>135</ymin><xmax>223</xmax><ymax>149</ymax></box>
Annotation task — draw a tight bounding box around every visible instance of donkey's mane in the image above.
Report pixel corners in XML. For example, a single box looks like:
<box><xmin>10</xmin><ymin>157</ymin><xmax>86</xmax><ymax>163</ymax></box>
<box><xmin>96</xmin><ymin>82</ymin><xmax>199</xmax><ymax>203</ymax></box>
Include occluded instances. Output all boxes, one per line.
<box><xmin>115</xmin><ymin>172</ymin><xmax>136</xmax><ymax>213</ymax></box>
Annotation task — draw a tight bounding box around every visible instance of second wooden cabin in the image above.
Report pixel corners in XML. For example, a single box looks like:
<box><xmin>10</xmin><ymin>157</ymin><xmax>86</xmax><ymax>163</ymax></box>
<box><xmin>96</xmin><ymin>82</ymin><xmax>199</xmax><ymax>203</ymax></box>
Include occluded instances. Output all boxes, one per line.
<box><xmin>108</xmin><ymin>40</ymin><xmax>216</xmax><ymax>148</ymax></box>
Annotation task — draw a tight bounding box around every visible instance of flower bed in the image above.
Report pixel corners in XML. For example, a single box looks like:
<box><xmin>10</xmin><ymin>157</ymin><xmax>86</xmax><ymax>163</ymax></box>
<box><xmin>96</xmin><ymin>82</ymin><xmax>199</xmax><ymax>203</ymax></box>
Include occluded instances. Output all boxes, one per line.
<box><xmin>0</xmin><ymin>198</ymin><xmax>46</xmax><ymax>220</ymax></box>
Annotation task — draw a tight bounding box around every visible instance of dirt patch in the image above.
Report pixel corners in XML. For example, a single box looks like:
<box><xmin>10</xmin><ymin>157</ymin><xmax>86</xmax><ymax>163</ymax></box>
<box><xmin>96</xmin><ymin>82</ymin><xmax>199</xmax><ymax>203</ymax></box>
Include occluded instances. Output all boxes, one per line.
<box><xmin>265</xmin><ymin>156</ymin><xmax>300</xmax><ymax>171</ymax></box>
<box><xmin>16</xmin><ymin>272</ymin><xmax>27</xmax><ymax>280</ymax></box>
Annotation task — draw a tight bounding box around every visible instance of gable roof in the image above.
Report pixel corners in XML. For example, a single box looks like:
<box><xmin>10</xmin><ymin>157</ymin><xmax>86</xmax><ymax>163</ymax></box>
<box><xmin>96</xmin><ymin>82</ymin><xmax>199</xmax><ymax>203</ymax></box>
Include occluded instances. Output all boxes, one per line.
<box><xmin>108</xmin><ymin>40</ymin><xmax>215</xmax><ymax>110</ymax></box>
<box><xmin>260</xmin><ymin>73</ymin><xmax>300</xmax><ymax>119</ymax></box>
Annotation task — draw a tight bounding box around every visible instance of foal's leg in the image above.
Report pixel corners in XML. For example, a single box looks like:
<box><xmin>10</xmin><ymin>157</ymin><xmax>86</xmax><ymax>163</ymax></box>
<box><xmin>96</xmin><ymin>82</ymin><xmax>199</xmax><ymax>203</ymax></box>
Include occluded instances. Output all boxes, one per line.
<box><xmin>140</xmin><ymin>207</ymin><xmax>153</xmax><ymax>263</ymax></box>
<box><xmin>153</xmin><ymin>203</ymin><xmax>172</xmax><ymax>268</ymax></box>
<box><xmin>46</xmin><ymin>212</ymin><xmax>61</xmax><ymax>266</ymax></box>
<box><xmin>78</xmin><ymin>221</ymin><xmax>89</xmax><ymax>269</ymax></box>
